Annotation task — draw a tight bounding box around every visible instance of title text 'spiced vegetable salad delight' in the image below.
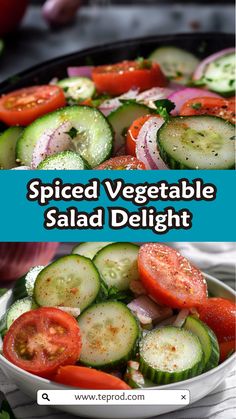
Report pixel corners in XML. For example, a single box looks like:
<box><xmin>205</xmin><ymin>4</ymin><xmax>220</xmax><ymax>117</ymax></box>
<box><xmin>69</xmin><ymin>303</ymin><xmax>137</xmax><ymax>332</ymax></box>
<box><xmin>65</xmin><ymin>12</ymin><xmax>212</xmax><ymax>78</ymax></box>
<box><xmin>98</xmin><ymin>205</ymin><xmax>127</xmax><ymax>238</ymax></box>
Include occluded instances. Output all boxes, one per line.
<box><xmin>1</xmin><ymin>242</ymin><xmax>235</xmax><ymax>390</ymax></box>
<box><xmin>0</xmin><ymin>46</ymin><xmax>235</xmax><ymax>170</ymax></box>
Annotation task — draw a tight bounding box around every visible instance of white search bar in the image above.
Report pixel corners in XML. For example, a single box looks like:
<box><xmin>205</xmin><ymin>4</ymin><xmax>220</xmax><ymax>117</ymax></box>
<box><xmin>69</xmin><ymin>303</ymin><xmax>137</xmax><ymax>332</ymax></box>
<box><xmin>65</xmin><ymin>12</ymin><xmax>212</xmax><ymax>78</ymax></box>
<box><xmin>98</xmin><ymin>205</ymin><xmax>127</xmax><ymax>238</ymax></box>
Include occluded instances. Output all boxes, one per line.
<box><xmin>37</xmin><ymin>389</ymin><xmax>190</xmax><ymax>406</ymax></box>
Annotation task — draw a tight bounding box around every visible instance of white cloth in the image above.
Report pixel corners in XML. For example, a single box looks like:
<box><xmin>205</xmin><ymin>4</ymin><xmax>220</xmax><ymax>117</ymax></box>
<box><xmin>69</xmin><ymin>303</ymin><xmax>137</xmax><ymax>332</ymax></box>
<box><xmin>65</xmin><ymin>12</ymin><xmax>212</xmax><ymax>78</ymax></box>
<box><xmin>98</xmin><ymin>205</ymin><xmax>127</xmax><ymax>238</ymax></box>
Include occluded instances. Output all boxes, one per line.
<box><xmin>0</xmin><ymin>242</ymin><xmax>235</xmax><ymax>419</ymax></box>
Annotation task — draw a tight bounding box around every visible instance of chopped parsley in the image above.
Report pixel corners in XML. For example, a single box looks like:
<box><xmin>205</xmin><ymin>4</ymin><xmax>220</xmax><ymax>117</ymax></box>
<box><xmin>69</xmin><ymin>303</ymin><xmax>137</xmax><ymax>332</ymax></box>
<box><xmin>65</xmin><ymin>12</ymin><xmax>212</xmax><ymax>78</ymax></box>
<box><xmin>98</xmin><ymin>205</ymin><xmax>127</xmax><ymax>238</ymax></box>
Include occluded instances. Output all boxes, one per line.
<box><xmin>154</xmin><ymin>99</ymin><xmax>175</xmax><ymax>121</ymax></box>
<box><xmin>65</xmin><ymin>127</ymin><xmax>78</xmax><ymax>139</ymax></box>
<box><xmin>191</xmin><ymin>102</ymin><xmax>202</xmax><ymax>110</ymax></box>
<box><xmin>136</xmin><ymin>57</ymin><xmax>152</xmax><ymax>70</ymax></box>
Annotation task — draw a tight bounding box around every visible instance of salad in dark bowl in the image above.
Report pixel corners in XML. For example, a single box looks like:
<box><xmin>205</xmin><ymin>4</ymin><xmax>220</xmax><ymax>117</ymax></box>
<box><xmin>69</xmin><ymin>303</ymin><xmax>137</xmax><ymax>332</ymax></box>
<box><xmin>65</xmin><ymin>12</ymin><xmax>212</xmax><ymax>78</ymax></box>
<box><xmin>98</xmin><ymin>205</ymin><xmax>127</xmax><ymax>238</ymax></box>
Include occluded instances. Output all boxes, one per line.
<box><xmin>0</xmin><ymin>33</ymin><xmax>235</xmax><ymax>171</ymax></box>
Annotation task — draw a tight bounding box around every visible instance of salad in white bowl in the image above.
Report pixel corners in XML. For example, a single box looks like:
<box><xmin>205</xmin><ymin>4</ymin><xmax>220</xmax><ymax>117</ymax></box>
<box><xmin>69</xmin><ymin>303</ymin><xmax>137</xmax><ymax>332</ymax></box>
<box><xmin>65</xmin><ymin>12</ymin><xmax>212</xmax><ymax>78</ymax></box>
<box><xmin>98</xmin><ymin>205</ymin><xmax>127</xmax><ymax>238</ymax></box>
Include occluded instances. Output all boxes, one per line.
<box><xmin>0</xmin><ymin>242</ymin><xmax>235</xmax><ymax>408</ymax></box>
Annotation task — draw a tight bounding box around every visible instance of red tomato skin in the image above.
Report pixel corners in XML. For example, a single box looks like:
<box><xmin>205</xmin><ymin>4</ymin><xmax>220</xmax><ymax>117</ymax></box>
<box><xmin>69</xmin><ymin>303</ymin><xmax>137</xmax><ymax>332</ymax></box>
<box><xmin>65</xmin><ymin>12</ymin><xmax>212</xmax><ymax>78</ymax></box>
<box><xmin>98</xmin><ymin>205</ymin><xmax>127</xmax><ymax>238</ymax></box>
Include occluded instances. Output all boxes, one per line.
<box><xmin>180</xmin><ymin>96</ymin><xmax>235</xmax><ymax>124</ymax></box>
<box><xmin>219</xmin><ymin>340</ymin><xmax>236</xmax><ymax>363</ymax></box>
<box><xmin>96</xmin><ymin>155</ymin><xmax>146</xmax><ymax>170</ymax></box>
<box><xmin>0</xmin><ymin>85</ymin><xmax>66</xmax><ymax>126</ymax></box>
<box><xmin>92</xmin><ymin>61</ymin><xmax>167</xmax><ymax>96</ymax></box>
<box><xmin>138</xmin><ymin>243</ymin><xmax>207</xmax><ymax>309</ymax></box>
<box><xmin>3</xmin><ymin>308</ymin><xmax>82</xmax><ymax>378</ymax></box>
<box><xmin>126</xmin><ymin>115</ymin><xmax>152</xmax><ymax>156</ymax></box>
<box><xmin>0</xmin><ymin>0</ymin><xmax>28</xmax><ymax>36</ymax></box>
<box><xmin>54</xmin><ymin>365</ymin><xmax>131</xmax><ymax>390</ymax></box>
<box><xmin>198</xmin><ymin>298</ymin><xmax>236</xmax><ymax>343</ymax></box>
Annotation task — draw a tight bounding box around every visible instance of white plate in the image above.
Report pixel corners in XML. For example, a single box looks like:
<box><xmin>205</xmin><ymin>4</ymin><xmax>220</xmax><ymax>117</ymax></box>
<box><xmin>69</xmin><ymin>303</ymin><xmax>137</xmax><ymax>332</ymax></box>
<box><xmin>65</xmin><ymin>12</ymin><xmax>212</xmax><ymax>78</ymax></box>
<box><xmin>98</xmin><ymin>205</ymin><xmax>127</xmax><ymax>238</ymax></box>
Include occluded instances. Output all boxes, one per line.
<box><xmin>0</xmin><ymin>273</ymin><xmax>235</xmax><ymax>419</ymax></box>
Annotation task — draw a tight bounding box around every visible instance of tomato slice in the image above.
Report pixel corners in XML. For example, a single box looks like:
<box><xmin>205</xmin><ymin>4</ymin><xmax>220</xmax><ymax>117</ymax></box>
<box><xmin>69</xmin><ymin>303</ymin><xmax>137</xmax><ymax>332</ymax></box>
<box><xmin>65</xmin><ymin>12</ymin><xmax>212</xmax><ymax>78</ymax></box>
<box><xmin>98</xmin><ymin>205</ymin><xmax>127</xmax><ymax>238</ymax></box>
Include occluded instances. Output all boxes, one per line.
<box><xmin>138</xmin><ymin>243</ymin><xmax>207</xmax><ymax>309</ymax></box>
<box><xmin>92</xmin><ymin>60</ymin><xmax>167</xmax><ymax>96</ymax></box>
<box><xmin>126</xmin><ymin>114</ymin><xmax>153</xmax><ymax>156</ymax></box>
<box><xmin>0</xmin><ymin>85</ymin><xmax>66</xmax><ymax>126</ymax></box>
<box><xmin>219</xmin><ymin>340</ymin><xmax>236</xmax><ymax>363</ymax></box>
<box><xmin>54</xmin><ymin>365</ymin><xmax>131</xmax><ymax>390</ymax></box>
<box><xmin>96</xmin><ymin>155</ymin><xmax>146</xmax><ymax>170</ymax></box>
<box><xmin>3</xmin><ymin>307</ymin><xmax>82</xmax><ymax>378</ymax></box>
<box><xmin>180</xmin><ymin>96</ymin><xmax>235</xmax><ymax>124</ymax></box>
<box><xmin>198</xmin><ymin>298</ymin><xmax>236</xmax><ymax>344</ymax></box>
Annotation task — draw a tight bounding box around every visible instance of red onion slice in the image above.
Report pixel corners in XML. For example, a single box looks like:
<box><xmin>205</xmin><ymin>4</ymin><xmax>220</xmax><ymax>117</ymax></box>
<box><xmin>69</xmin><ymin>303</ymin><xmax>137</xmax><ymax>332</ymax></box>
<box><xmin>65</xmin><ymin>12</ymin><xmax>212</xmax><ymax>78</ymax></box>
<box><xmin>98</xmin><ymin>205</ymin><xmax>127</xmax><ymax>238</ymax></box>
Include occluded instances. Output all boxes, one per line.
<box><xmin>136</xmin><ymin>116</ymin><xmax>168</xmax><ymax>170</ymax></box>
<box><xmin>173</xmin><ymin>309</ymin><xmax>189</xmax><ymax>327</ymax></box>
<box><xmin>168</xmin><ymin>87</ymin><xmax>221</xmax><ymax>115</ymax></box>
<box><xmin>99</xmin><ymin>87</ymin><xmax>175</xmax><ymax>116</ymax></box>
<box><xmin>47</xmin><ymin>121</ymin><xmax>72</xmax><ymax>155</ymax></box>
<box><xmin>31</xmin><ymin>129</ymin><xmax>55</xmax><ymax>168</ymax></box>
<box><xmin>129</xmin><ymin>279</ymin><xmax>147</xmax><ymax>296</ymax></box>
<box><xmin>0</xmin><ymin>243</ymin><xmax>59</xmax><ymax>282</ymax></box>
<box><xmin>31</xmin><ymin>122</ymin><xmax>72</xmax><ymax>168</ymax></box>
<box><xmin>99</xmin><ymin>89</ymin><xmax>139</xmax><ymax>116</ymax></box>
<box><xmin>67</xmin><ymin>66</ymin><xmax>93</xmax><ymax>79</ymax></box>
<box><xmin>193</xmin><ymin>48</ymin><xmax>235</xmax><ymax>80</ymax></box>
<box><xmin>128</xmin><ymin>295</ymin><xmax>173</xmax><ymax>325</ymax></box>
<box><xmin>137</xmin><ymin>87</ymin><xmax>174</xmax><ymax>108</ymax></box>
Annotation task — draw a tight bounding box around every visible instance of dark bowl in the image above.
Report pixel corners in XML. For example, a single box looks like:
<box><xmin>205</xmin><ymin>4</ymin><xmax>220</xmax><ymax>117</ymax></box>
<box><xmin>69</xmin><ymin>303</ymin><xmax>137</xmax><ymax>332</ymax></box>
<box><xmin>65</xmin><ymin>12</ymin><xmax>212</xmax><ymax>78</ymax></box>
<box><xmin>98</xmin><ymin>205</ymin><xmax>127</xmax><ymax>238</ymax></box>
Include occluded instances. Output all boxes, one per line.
<box><xmin>0</xmin><ymin>32</ymin><xmax>234</xmax><ymax>95</ymax></box>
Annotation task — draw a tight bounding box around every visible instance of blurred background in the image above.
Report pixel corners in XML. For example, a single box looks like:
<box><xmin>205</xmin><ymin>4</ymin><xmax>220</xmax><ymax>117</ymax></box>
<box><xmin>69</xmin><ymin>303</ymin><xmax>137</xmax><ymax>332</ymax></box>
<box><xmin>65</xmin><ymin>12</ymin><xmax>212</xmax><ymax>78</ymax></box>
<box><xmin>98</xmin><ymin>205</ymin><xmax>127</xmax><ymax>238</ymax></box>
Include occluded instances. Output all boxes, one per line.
<box><xmin>0</xmin><ymin>0</ymin><xmax>235</xmax><ymax>82</ymax></box>
<box><xmin>0</xmin><ymin>242</ymin><xmax>235</xmax><ymax>290</ymax></box>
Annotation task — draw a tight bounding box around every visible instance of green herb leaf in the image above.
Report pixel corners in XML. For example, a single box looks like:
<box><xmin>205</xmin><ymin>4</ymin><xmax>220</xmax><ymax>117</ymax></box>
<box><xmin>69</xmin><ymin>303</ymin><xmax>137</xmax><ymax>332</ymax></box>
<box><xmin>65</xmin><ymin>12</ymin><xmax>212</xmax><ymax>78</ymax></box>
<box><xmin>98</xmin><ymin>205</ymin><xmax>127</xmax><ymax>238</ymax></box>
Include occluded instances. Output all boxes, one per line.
<box><xmin>107</xmin><ymin>286</ymin><xmax>133</xmax><ymax>304</ymax></box>
<box><xmin>154</xmin><ymin>99</ymin><xmax>175</xmax><ymax>121</ymax></box>
<box><xmin>95</xmin><ymin>280</ymin><xmax>109</xmax><ymax>303</ymax></box>
<box><xmin>189</xmin><ymin>77</ymin><xmax>205</xmax><ymax>87</ymax></box>
<box><xmin>65</xmin><ymin>127</ymin><xmax>78</xmax><ymax>139</ymax></box>
<box><xmin>136</xmin><ymin>57</ymin><xmax>152</xmax><ymax>70</ymax></box>
<box><xmin>95</xmin><ymin>281</ymin><xmax>133</xmax><ymax>304</ymax></box>
<box><xmin>191</xmin><ymin>102</ymin><xmax>202</xmax><ymax>110</ymax></box>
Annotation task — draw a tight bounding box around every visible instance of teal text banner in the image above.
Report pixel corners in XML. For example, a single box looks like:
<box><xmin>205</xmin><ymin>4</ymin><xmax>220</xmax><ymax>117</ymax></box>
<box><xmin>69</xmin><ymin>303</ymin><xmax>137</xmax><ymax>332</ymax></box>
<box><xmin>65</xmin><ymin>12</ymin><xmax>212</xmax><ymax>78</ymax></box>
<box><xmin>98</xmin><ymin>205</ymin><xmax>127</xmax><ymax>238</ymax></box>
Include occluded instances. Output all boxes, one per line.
<box><xmin>0</xmin><ymin>170</ymin><xmax>234</xmax><ymax>242</ymax></box>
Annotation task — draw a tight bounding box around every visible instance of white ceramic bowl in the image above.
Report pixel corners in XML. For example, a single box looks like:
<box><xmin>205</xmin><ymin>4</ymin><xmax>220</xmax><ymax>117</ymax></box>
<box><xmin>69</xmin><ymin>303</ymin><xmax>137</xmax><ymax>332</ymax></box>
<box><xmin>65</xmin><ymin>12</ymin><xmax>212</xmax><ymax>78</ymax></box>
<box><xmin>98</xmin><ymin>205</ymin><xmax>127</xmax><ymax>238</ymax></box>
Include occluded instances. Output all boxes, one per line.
<box><xmin>0</xmin><ymin>273</ymin><xmax>235</xmax><ymax>419</ymax></box>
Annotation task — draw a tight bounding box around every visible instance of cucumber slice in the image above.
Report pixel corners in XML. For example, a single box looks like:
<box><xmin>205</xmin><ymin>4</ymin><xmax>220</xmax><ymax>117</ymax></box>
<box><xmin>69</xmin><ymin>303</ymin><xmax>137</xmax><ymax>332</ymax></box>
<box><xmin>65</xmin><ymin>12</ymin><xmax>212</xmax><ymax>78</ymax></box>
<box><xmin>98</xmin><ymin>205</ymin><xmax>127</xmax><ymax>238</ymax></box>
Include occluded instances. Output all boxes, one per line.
<box><xmin>72</xmin><ymin>242</ymin><xmax>113</xmax><ymax>259</ymax></box>
<box><xmin>16</xmin><ymin>106</ymin><xmax>113</xmax><ymax>168</ymax></box>
<box><xmin>149</xmin><ymin>46</ymin><xmax>199</xmax><ymax>84</ymax></box>
<box><xmin>78</xmin><ymin>301</ymin><xmax>140</xmax><ymax>368</ymax></box>
<box><xmin>6</xmin><ymin>297</ymin><xmax>38</xmax><ymax>329</ymax></box>
<box><xmin>12</xmin><ymin>266</ymin><xmax>44</xmax><ymax>302</ymax></box>
<box><xmin>37</xmin><ymin>151</ymin><xmax>86</xmax><ymax>170</ymax></box>
<box><xmin>203</xmin><ymin>52</ymin><xmax>235</xmax><ymax>96</ymax></box>
<box><xmin>34</xmin><ymin>255</ymin><xmax>100</xmax><ymax>311</ymax></box>
<box><xmin>93</xmin><ymin>243</ymin><xmax>139</xmax><ymax>291</ymax></box>
<box><xmin>108</xmin><ymin>102</ymin><xmax>150</xmax><ymax>153</ymax></box>
<box><xmin>140</xmin><ymin>326</ymin><xmax>204</xmax><ymax>384</ymax></box>
<box><xmin>0</xmin><ymin>127</ymin><xmax>23</xmax><ymax>169</ymax></box>
<box><xmin>158</xmin><ymin>115</ymin><xmax>235</xmax><ymax>169</ymax></box>
<box><xmin>25</xmin><ymin>266</ymin><xmax>44</xmax><ymax>297</ymax></box>
<box><xmin>184</xmin><ymin>316</ymin><xmax>219</xmax><ymax>372</ymax></box>
<box><xmin>57</xmin><ymin>77</ymin><xmax>95</xmax><ymax>103</ymax></box>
